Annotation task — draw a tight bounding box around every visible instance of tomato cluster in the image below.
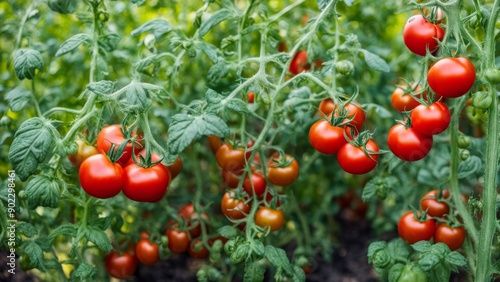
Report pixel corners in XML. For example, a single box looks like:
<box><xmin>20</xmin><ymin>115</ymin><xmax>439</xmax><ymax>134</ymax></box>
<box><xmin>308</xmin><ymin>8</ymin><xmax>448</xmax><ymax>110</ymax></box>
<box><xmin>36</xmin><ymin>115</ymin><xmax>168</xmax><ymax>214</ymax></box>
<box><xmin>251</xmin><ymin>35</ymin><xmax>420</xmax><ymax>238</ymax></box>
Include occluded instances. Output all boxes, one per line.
<box><xmin>310</xmin><ymin>99</ymin><xmax>379</xmax><ymax>174</ymax></box>
<box><xmin>76</xmin><ymin>124</ymin><xmax>177</xmax><ymax>202</ymax></box>
<box><xmin>398</xmin><ymin>189</ymin><xmax>467</xmax><ymax>251</ymax></box>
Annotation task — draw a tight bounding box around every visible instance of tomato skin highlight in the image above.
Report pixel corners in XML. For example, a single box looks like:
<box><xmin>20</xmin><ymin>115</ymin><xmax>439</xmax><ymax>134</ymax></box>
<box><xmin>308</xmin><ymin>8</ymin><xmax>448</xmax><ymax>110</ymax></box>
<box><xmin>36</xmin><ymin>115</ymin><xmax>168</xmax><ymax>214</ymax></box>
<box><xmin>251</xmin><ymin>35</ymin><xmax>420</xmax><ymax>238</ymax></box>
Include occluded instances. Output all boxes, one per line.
<box><xmin>255</xmin><ymin>207</ymin><xmax>284</xmax><ymax>232</ymax></box>
<box><xmin>79</xmin><ymin>154</ymin><xmax>124</xmax><ymax>199</ymax></box>
<box><xmin>96</xmin><ymin>124</ymin><xmax>139</xmax><ymax>166</ymax></box>
<box><xmin>122</xmin><ymin>163</ymin><xmax>170</xmax><ymax>202</ymax></box>
<box><xmin>411</xmin><ymin>102</ymin><xmax>451</xmax><ymax>135</ymax></box>
<box><xmin>221</xmin><ymin>191</ymin><xmax>250</xmax><ymax>220</ymax></box>
<box><xmin>309</xmin><ymin>119</ymin><xmax>347</xmax><ymax>155</ymax></box>
<box><xmin>135</xmin><ymin>238</ymin><xmax>159</xmax><ymax>265</ymax></box>
<box><xmin>388</xmin><ymin>124</ymin><xmax>433</xmax><ymax>161</ymax></box>
<box><xmin>434</xmin><ymin>224</ymin><xmax>466</xmax><ymax>251</ymax></box>
<box><xmin>105</xmin><ymin>251</ymin><xmax>138</xmax><ymax>280</ymax></box>
<box><xmin>267</xmin><ymin>154</ymin><xmax>300</xmax><ymax>186</ymax></box>
<box><xmin>337</xmin><ymin>139</ymin><xmax>379</xmax><ymax>175</ymax></box>
<box><xmin>403</xmin><ymin>14</ymin><xmax>444</xmax><ymax>56</ymax></box>
<box><xmin>427</xmin><ymin>57</ymin><xmax>476</xmax><ymax>98</ymax></box>
<box><xmin>166</xmin><ymin>227</ymin><xmax>190</xmax><ymax>254</ymax></box>
<box><xmin>398</xmin><ymin>211</ymin><xmax>436</xmax><ymax>244</ymax></box>
<box><xmin>420</xmin><ymin>190</ymin><xmax>450</xmax><ymax>218</ymax></box>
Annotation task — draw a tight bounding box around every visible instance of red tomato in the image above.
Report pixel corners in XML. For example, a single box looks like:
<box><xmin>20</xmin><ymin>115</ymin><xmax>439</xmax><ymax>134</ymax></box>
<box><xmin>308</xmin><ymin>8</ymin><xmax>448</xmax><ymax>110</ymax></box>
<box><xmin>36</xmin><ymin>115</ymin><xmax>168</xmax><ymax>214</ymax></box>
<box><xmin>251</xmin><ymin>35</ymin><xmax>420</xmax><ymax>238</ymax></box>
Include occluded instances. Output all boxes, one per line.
<box><xmin>247</xmin><ymin>91</ymin><xmax>255</xmax><ymax>103</ymax></box>
<box><xmin>427</xmin><ymin>57</ymin><xmax>476</xmax><ymax>98</ymax></box>
<box><xmin>79</xmin><ymin>154</ymin><xmax>124</xmax><ymax>199</ymax></box>
<box><xmin>221</xmin><ymin>191</ymin><xmax>250</xmax><ymax>220</ymax></box>
<box><xmin>309</xmin><ymin>119</ymin><xmax>347</xmax><ymax>155</ymax></box>
<box><xmin>221</xmin><ymin>169</ymin><xmax>243</xmax><ymax>188</ymax></box>
<box><xmin>178</xmin><ymin>203</ymin><xmax>208</xmax><ymax>238</ymax></box>
<box><xmin>391</xmin><ymin>83</ymin><xmax>425</xmax><ymax>112</ymax></box>
<box><xmin>403</xmin><ymin>14</ymin><xmax>444</xmax><ymax>56</ymax></box>
<box><xmin>105</xmin><ymin>251</ymin><xmax>137</xmax><ymax>279</ymax></box>
<box><xmin>122</xmin><ymin>163</ymin><xmax>170</xmax><ymax>202</ymax></box>
<box><xmin>127</xmin><ymin>150</ymin><xmax>183</xmax><ymax>179</ymax></box>
<box><xmin>420</xmin><ymin>190</ymin><xmax>450</xmax><ymax>218</ymax></box>
<box><xmin>68</xmin><ymin>138</ymin><xmax>98</xmax><ymax>168</ymax></box>
<box><xmin>243</xmin><ymin>172</ymin><xmax>267</xmax><ymax>197</ymax></box>
<box><xmin>267</xmin><ymin>154</ymin><xmax>300</xmax><ymax>186</ymax></box>
<box><xmin>411</xmin><ymin>102</ymin><xmax>451</xmax><ymax>135</ymax></box>
<box><xmin>318</xmin><ymin>99</ymin><xmax>366</xmax><ymax>131</ymax></box>
<box><xmin>255</xmin><ymin>207</ymin><xmax>284</xmax><ymax>232</ymax></box>
<box><xmin>434</xmin><ymin>224</ymin><xmax>466</xmax><ymax>251</ymax></box>
<box><xmin>96</xmin><ymin>125</ymin><xmax>141</xmax><ymax>166</ymax></box>
<box><xmin>337</xmin><ymin>139</ymin><xmax>379</xmax><ymax>175</ymax></box>
<box><xmin>387</xmin><ymin>124</ymin><xmax>433</xmax><ymax>161</ymax></box>
<box><xmin>135</xmin><ymin>238</ymin><xmax>159</xmax><ymax>265</ymax></box>
<box><xmin>398</xmin><ymin>211</ymin><xmax>436</xmax><ymax>244</ymax></box>
<box><xmin>188</xmin><ymin>239</ymin><xmax>210</xmax><ymax>259</ymax></box>
<box><xmin>215</xmin><ymin>144</ymin><xmax>246</xmax><ymax>172</ymax></box>
<box><xmin>165</xmin><ymin>227</ymin><xmax>190</xmax><ymax>254</ymax></box>
<box><xmin>289</xmin><ymin>50</ymin><xmax>311</xmax><ymax>75</ymax></box>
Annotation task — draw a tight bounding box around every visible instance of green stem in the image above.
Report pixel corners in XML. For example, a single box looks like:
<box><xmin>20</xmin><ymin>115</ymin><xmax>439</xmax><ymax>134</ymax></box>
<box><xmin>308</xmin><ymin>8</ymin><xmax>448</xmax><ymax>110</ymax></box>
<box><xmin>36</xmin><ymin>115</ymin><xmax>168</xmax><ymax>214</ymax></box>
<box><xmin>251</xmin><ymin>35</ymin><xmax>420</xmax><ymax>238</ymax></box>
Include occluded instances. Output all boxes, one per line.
<box><xmin>449</xmin><ymin>97</ymin><xmax>478</xmax><ymax>245</ymax></box>
<box><xmin>43</xmin><ymin>107</ymin><xmax>82</xmax><ymax>117</ymax></box>
<box><xmin>31</xmin><ymin>79</ymin><xmax>42</xmax><ymax>117</ymax></box>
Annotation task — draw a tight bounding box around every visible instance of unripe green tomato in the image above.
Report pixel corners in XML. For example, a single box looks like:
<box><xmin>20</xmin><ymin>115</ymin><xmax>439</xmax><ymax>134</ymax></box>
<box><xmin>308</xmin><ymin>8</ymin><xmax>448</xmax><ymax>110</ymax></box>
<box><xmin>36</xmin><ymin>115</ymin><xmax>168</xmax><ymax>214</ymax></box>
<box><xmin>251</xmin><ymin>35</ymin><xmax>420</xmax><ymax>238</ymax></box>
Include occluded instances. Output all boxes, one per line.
<box><xmin>19</xmin><ymin>254</ymin><xmax>33</xmax><ymax>271</ymax></box>
<box><xmin>187</xmin><ymin>47</ymin><xmax>197</xmax><ymax>58</ymax></box>
<box><xmin>398</xmin><ymin>265</ymin><xmax>428</xmax><ymax>282</ymax></box>
<box><xmin>472</xmin><ymin>91</ymin><xmax>492</xmax><ymax>109</ymax></box>
<box><xmin>98</xmin><ymin>11</ymin><xmax>109</xmax><ymax>22</ymax></box>
<box><xmin>224</xmin><ymin>239</ymin><xmax>236</xmax><ymax>255</ymax></box>
<box><xmin>459</xmin><ymin>149</ymin><xmax>470</xmax><ymax>161</ymax></box>
<box><xmin>485</xmin><ymin>68</ymin><xmax>500</xmax><ymax>84</ymax></box>
<box><xmin>335</xmin><ymin>60</ymin><xmax>355</xmax><ymax>75</ymax></box>
<box><xmin>457</xmin><ymin>134</ymin><xmax>471</xmax><ymax>149</ymax></box>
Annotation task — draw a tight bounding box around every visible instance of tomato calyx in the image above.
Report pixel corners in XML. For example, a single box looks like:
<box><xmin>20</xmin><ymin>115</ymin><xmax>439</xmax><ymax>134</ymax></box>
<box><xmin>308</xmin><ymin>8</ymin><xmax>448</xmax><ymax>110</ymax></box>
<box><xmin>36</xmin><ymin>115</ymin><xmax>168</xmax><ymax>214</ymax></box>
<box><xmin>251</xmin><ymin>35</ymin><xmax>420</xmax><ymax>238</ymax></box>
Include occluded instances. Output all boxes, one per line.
<box><xmin>344</xmin><ymin>130</ymin><xmax>385</xmax><ymax>161</ymax></box>
<box><xmin>128</xmin><ymin>146</ymin><xmax>164</xmax><ymax>168</ymax></box>
<box><xmin>268</xmin><ymin>152</ymin><xmax>296</xmax><ymax>169</ymax></box>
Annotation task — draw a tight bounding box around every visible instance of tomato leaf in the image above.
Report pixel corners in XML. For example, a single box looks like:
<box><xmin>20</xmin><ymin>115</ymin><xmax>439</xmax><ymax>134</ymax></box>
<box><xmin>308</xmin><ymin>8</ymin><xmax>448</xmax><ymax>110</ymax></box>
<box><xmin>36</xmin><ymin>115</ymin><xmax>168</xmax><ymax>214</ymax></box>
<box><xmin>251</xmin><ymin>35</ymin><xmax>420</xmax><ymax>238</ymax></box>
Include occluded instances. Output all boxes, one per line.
<box><xmin>283</xmin><ymin>87</ymin><xmax>311</xmax><ymax>110</ymax></box>
<box><xmin>264</xmin><ymin>245</ymin><xmax>294</xmax><ymax>276</ymax></box>
<box><xmin>71</xmin><ymin>263</ymin><xmax>97</xmax><ymax>281</ymax></box>
<box><xmin>17</xmin><ymin>222</ymin><xmax>37</xmax><ymax>238</ymax></box>
<box><xmin>99</xmin><ymin>33</ymin><xmax>121</xmax><ymax>52</ymax></box>
<box><xmin>218</xmin><ymin>226</ymin><xmax>240</xmax><ymax>239</ymax></box>
<box><xmin>446</xmin><ymin>251</ymin><xmax>467</xmax><ymax>267</ymax></box>
<box><xmin>124</xmin><ymin>81</ymin><xmax>152</xmax><ymax>111</ymax></box>
<box><xmin>292</xmin><ymin>265</ymin><xmax>306</xmax><ymax>282</ymax></box>
<box><xmin>457</xmin><ymin>155</ymin><xmax>482</xmax><ymax>179</ymax></box>
<box><xmin>43</xmin><ymin>258</ymin><xmax>62</xmax><ymax>270</ymax></box>
<box><xmin>364</xmin><ymin>103</ymin><xmax>392</xmax><ymax>118</ymax></box>
<box><xmin>85</xmin><ymin>226</ymin><xmax>113</xmax><ymax>253</ymax></box>
<box><xmin>417</xmin><ymin>253</ymin><xmax>441</xmax><ymax>271</ymax></box>
<box><xmin>411</xmin><ymin>240</ymin><xmax>432</xmax><ymax>252</ymax></box>
<box><xmin>25</xmin><ymin>175</ymin><xmax>60</xmax><ymax>209</ymax></box>
<box><xmin>367</xmin><ymin>241</ymin><xmax>387</xmax><ymax>259</ymax></box>
<box><xmin>388</xmin><ymin>263</ymin><xmax>405</xmax><ymax>281</ymax></box>
<box><xmin>49</xmin><ymin>224</ymin><xmax>77</xmax><ymax>242</ymax></box>
<box><xmin>196</xmin><ymin>41</ymin><xmax>219</xmax><ymax>63</ymax></box>
<box><xmin>86</xmin><ymin>80</ymin><xmax>116</xmax><ymax>96</ymax></box>
<box><xmin>55</xmin><ymin>33</ymin><xmax>92</xmax><ymax>57</ymax></box>
<box><xmin>131</xmin><ymin>19</ymin><xmax>172</xmax><ymax>40</ymax></box>
<box><xmin>48</xmin><ymin>0</ymin><xmax>77</xmax><ymax>14</ymax></box>
<box><xmin>343</xmin><ymin>0</ymin><xmax>355</xmax><ymax>6</ymax></box>
<box><xmin>250</xmin><ymin>240</ymin><xmax>265</xmax><ymax>257</ymax></box>
<box><xmin>20</xmin><ymin>240</ymin><xmax>47</xmax><ymax>271</ymax></box>
<box><xmin>207</xmin><ymin>59</ymin><xmax>229</xmax><ymax>83</ymax></box>
<box><xmin>167</xmin><ymin>113</ymin><xmax>230</xmax><ymax>155</ymax></box>
<box><xmin>5</xmin><ymin>87</ymin><xmax>32</xmax><ymax>112</ymax></box>
<box><xmin>13</xmin><ymin>48</ymin><xmax>44</xmax><ymax>80</ymax></box>
<box><xmin>206</xmin><ymin>89</ymin><xmax>248</xmax><ymax>114</ymax></box>
<box><xmin>316</xmin><ymin>0</ymin><xmax>329</xmax><ymax>10</ymax></box>
<box><xmin>359</xmin><ymin>49</ymin><xmax>389</xmax><ymax>73</ymax></box>
<box><xmin>387</xmin><ymin>239</ymin><xmax>411</xmax><ymax>260</ymax></box>
<box><xmin>428</xmin><ymin>262</ymin><xmax>451</xmax><ymax>282</ymax></box>
<box><xmin>199</xmin><ymin>9</ymin><xmax>233</xmax><ymax>37</ymax></box>
<box><xmin>243</xmin><ymin>261</ymin><xmax>266</xmax><ymax>282</ymax></box>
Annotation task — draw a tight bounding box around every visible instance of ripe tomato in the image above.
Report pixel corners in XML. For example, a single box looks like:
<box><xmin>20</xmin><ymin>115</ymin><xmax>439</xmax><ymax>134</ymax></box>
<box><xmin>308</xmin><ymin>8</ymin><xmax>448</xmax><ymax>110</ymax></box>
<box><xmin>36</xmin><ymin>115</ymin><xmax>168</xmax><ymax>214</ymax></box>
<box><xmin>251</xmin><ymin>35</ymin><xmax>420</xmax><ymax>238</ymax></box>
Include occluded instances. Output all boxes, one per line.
<box><xmin>391</xmin><ymin>83</ymin><xmax>425</xmax><ymax>112</ymax></box>
<box><xmin>318</xmin><ymin>99</ymin><xmax>366</xmax><ymax>131</ymax></box>
<box><xmin>387</xmin><ymin>124</ymin><xmax>433</xmax><ymax>161</ymax></box>
<box><xmin>97</xmin><ymin>125</ymin><xmax>141</xmax><ymax>166</ymax></box>
<box><xmin>221</xmin><ymin>191</ymin><xmax>250</xmax><ymax>220</ymax></box>
<box><xmin>178</xmin><ymin>203</ymin><xmax>208</xmax><ymax>238</ymax></box>
<box><xmin>105</xmin><ymin>251</ymin><xmax>137</xmax><ymax>280</ymax></box>
<box><xmin>398</xmin><ymin>211</ymin><xmax>435</xmax><ymax>244</ymax></box>
<box><xmin>165</xmin><ymin>227</ymin><xmax>190</xmax><ymax>253</ymax></box>
<box><xmin>403</xmin><ymin>14</ymin><xmax>444</xmax><ymax>56</ymax></box>
<box><xmin>427</xmin><ymin>57</ymin><xmax>476</xmax><ymax>98</ymax></box>
<box><xmin>420</xmin><ymin>190</ymin><xmax>450</xmax><ymax>218</ymax></box>
<box><xmin>247</xmin><ymin>91</ymin><xmax>255</xmax><ymax>103</ymax></box>
<box><xmin>434</xmin><ymin>224</ymin><xmax>466</xmax><ymax>251</ymax></box>
<box><xmin>337</xmin><ymin>139</ymin><xmax>379</xmax><ymax>175</ymax></box>
<box><xmin>255</xmin><ymin>207</ymin><xmax>284</xmax><ymax>232</ymax></box>
<box><xmin>243</xmin><ymin>172</ymin><xmax>267</xmax><ymax>197</ymax></box>
<box><xmin>216</xmin><ymin>144</ymin><xmax>246</xmax><ymax>172</ymax></box>
<box><xmin>188</xmin><ymin>239</ymin><xmax>210</xmax><ymax>259</ymax></box>
<box><xmin>122</xmin><ymin>163</ymin><xmax>170</xmax><ymax>202</ymax></box>
<box><xmin>411</xmin><ymin>102</ymin><xmax>451</xmax><ymax>135</ymax></box>
<box><xmin>221</xmin><ymin>169</ymin><xmax>243</xmax><ymax>188</ymax></box>
<box><xmin>135</xmin><ymin>238</ymin><xmax>159</xmax><ymax>265</ymax></box>
<box><xmin>289</xmin><ymin>50</ymin><xmax>311</xmax><ymax>75</ymax></box>
<box><xmin>79</xmin><ymin>154</ymin><xmax>124</xmax><ymax>199</ymax></box>
<box><xmin>68</xmin><ymin>138</ymin><xmax>98</xmax><ymax>168</ymax></box>
<box><xmin>127</xmin><ymin>150</ymin><xmax>183</xmax><ymax>179</ymax></box>
<box><xmin>267</xmin><ymin>154</ymin><xmax>299</xmax><ymax>186</ymax></box>
<box><xmin>309</xmin><ymin>119</ymin><xmax>347</xmax><ymax>155</ymax></box>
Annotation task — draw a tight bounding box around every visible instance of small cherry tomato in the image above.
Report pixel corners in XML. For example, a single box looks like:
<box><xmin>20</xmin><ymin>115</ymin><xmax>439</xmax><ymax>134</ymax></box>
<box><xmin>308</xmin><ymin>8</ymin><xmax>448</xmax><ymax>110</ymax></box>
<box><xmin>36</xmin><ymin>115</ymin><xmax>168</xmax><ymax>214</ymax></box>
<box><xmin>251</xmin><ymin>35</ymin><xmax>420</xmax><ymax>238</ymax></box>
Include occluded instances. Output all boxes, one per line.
<box><xmin>247</xmin><ymin>91</ymin><xmax>255</xmax><ymax>103</ymax></box>
<box><xmin>391</xmin><ymin>83</ymin><xmax>425</xmax><ymax>112</ymax></box>
<box><xmin>420</xmin><ymin>190</ymin><xmax>450</xmax><ymax>218</ymax></box>
<box><xmin>255</xmin><ymin>207</ymin><xmax>284</xmax><ymax>232</ymax></box>
<box><xmin>105</xmin><ymin>251</ymin><xmax>137</xmax><ymax>280</ymax></box>
<box><xmin>398</xmin><ymin>211</ymin><xmax>435</xmax><ymax>244</ymax></box>
<box><xmin>188</xmin><ymin>239</ymin><xmax>210</xmax><ymax>259</ymax></box>
<box><xmin>427</xmin><ymin>57</ymin><xmax>476</xmax><ymax>98</ymax></box>
<box><xmin>411</xmin><ymin>102</ymin><xmax>451</xmax><ymax>135</ymax></box>
<box><xmin>79</xmin><ymin>154</ymin><xmax>124</xmax><ymax>199</ymax></box>
<box><xmin>68</xmin><ymin>138</ymin><xmax>98</xmax><ymax>168</ymax></box>
<box><xmin>243</xmin><ymin>172</ymin><xmax>267</xmax><ymax>197</ymax></box>
<box><xmin>309</xmin><ymin>119</ymin><xmax>347</xmax><ymax>155</ymax></box>
<box><xmin>165</xmin><ymin>227</ymin><xmax>190</xmax><ymax>254</ymax></box>
<box><xmin>337</xmin><ymin>139</ymin><xmax>379</xmax><ymax>175</ymax></box>
<box><xmin>122</xmin><ymin>163</ymin><xmax>170</xmax><ymax>202</ymax></box>
<box><xmin>135</xmin><ymin>238</ymin><xmax>159</xmax><ymax>265</ymax></box>
<box><xmin>267</xmin><ymin>154</ymin><xmax>299</xmax><ymax>186</ymax></box>
<box><xmin>96</xmin><ymin>124</ymin><xmax>141</xmax><ymax>166</ymax></box>
<box><xmin>216</xmin><ymin>144</ymin><xmax>246</xmax><ymax>172</ymax></box>
<box><xmin>434</xmin><ymin>224</ymin><xmax>466</xmax><ymax>251</ymax></box>
<box><xmin>289</xmin><ymin>50</ymin><xmax>311</xmax><ymax>75</ymax></box>
<box><xmin>221</xmin><ymin>191</ymin><xmax>250</xmax><ymax>220</ymax></box>
<box><xmin>387</xmin><ymin>124</ymin><xmax>433</xmax><ymax>161</ymax></box>
<box><xmin>403</xmin><ymin>14</ymin><xmax>444</xmax><ymax>56</ymax></box>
